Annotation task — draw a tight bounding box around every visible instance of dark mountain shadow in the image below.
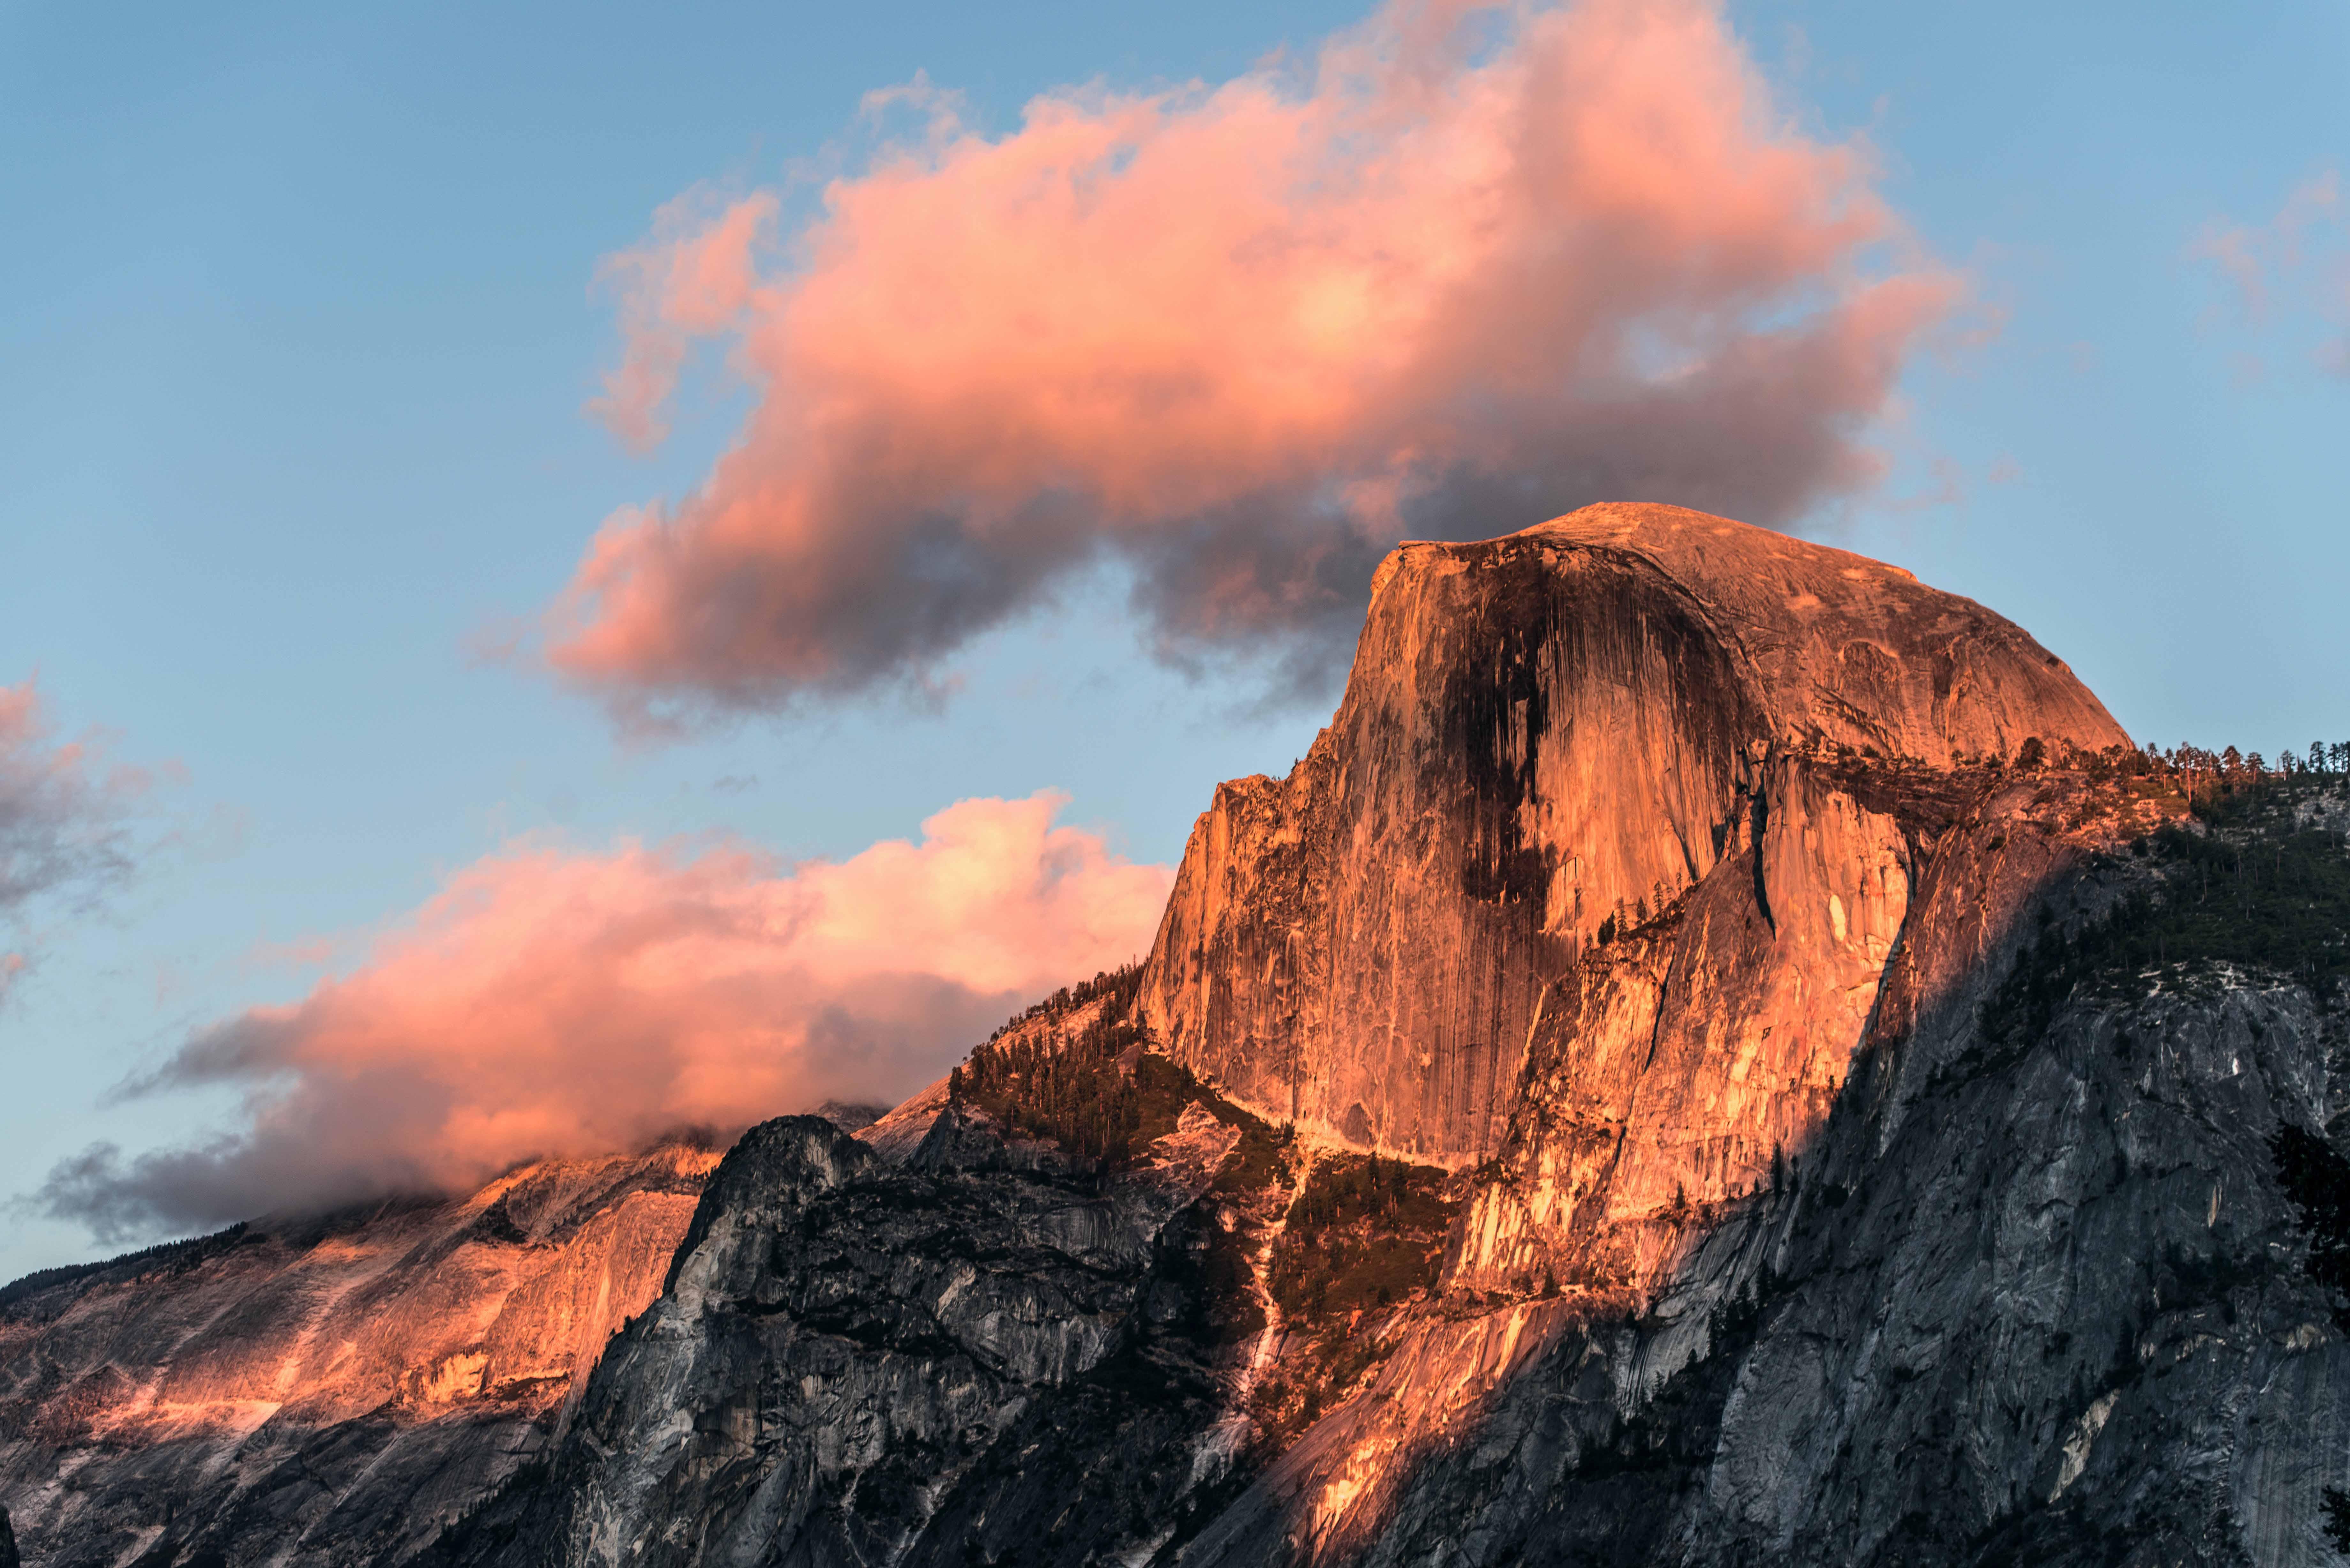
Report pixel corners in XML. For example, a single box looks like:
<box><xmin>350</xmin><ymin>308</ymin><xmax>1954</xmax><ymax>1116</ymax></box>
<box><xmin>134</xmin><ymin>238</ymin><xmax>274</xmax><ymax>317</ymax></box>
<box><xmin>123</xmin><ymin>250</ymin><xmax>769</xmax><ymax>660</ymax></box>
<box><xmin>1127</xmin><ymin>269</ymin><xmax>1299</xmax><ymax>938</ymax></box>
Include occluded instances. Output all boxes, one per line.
<box><xmin>1188</xmin><ymin>768</ymin><xmax>2350</xmax><ymax>1566</ymax></box>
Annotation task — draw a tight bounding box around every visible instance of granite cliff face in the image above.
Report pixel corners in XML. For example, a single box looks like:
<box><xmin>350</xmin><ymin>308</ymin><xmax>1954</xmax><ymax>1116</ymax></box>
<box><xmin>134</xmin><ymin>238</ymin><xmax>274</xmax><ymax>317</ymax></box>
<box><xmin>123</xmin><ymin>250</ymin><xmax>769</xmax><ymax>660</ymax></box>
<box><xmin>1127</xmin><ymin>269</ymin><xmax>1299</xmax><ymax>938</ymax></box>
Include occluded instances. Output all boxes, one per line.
<box><xmin>1135</xmin><ymin>503</ymin><xmax>2127</xmax><ymax>1170</ymax></box>
<box><xmin>14</xmin><ymin>502</ymin><xmax>2350</xmax><ymax>1567</ymax></box>
<box><xmin>0</xmin><ymin>1143</ymin><xmax>716</xmax><ymax>1566</ymax></box>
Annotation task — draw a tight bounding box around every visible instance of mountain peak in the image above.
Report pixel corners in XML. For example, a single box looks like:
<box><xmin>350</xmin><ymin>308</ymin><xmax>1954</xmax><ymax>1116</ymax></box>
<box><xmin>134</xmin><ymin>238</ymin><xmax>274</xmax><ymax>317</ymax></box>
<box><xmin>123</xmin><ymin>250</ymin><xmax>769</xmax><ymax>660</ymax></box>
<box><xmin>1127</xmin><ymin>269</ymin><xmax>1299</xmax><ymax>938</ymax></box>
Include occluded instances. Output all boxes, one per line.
<box><xmin>1142</xmin><ymin>504</ymin><xmax>2135</xmax><ymax>1166</ymax></box>
<box><xmin>1377</xmin><ymin>501</ymin><xmax>2128</xmax><ymax>767</ymax></box>
<box><xmin>24</xmin><ymin>503</ymin><xmax>2327</xmax><ymax>1568</ymax></box>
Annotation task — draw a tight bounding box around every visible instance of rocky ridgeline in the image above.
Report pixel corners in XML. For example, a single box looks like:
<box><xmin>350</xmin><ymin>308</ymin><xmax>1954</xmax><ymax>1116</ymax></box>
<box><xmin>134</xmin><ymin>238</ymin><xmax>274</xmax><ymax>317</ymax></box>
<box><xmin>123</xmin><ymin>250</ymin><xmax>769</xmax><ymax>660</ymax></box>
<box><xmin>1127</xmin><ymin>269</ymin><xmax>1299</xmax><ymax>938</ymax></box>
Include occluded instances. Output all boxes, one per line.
<box><xmin>413</xmin><ymin>994</ymin><xmax>1479</xmax><ymax>1566</ymax></box>
<box><xmin>11</xmin><ymin>504</ymin><xmax>2350</xmax><ymax>1566</ymax></box>
<box><xmin>0</xmin><ymin>1144</ymin><xmax>718</xmax><ymax>1566</ymax></box>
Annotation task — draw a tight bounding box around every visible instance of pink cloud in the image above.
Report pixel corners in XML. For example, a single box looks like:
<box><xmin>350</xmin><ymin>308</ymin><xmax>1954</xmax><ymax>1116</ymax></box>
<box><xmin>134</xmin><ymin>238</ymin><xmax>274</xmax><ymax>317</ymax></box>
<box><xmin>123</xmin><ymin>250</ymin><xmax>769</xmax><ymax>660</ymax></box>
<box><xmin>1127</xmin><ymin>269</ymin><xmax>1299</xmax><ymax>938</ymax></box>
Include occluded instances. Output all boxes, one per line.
<box><xmin>2195</xmin><ymin>222</ymin><xmax>2270</xmax><ymax>324</ymax></box>
<box><xmin>38</xmin><ymin>792</ymin><xmax>1170</xmax><ymax>1238</ymax></box>
<box><xmin>543</xmin><ymin>0</ymin><xmax>1960</xmax><ymax>725</ymax></box>
<box><xmin>587</xmin><ymin>189</ymin><xmax>782</xmax><ymax>451</ymax></box>
<box><xmin>2194</xmin><ymin>170</ymin><xmax>2348</xmax><ymax>373</ymax></box>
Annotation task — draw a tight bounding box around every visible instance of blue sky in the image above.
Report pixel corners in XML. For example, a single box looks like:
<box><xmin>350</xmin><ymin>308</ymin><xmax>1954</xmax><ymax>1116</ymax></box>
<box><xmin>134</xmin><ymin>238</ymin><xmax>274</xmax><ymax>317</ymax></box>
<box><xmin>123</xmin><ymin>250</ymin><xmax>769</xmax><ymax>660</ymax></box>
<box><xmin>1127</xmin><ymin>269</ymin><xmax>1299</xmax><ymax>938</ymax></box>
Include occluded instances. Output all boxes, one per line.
<box><xmin>2</xmin><ymin>0</ymin><xmax>2344</xmax><ymax>1280</ymax></box>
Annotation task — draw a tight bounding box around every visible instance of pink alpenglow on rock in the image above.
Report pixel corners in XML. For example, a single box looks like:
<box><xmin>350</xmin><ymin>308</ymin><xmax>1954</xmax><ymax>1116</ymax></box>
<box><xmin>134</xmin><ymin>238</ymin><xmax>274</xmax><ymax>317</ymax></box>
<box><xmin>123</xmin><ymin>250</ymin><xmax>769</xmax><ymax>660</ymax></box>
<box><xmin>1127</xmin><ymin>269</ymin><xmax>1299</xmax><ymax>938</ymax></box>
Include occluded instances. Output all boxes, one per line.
<box><xmin>1139</xmin><ymin>503</ymin><xmax>2130</xmax><ymax>1176</ymax></box>
<box><xmin>0</xmin><ymin>1145</ymin><xmax>723</xmax><ymax>1566</ymax></box>
<box><xmin>545</xmin><ymin>0</ymin><xmax>1962</xmax><ymax>725</ymax></box>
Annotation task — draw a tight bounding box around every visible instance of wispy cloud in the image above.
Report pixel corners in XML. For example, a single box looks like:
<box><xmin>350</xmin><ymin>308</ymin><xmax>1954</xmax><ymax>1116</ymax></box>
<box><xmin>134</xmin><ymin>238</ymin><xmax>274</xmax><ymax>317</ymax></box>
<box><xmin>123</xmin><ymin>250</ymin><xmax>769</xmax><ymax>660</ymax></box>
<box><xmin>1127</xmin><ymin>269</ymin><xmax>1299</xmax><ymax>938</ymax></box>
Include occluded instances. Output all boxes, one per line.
<box><xmin>542</xmin><ymin>0</ymin><xmax>1960</xmax><ymax>729</ymax></box>
<box><xmin>0</xmin><ymin>677</ymin><xmax>161</xmax><ymax>1002</ymax></box>
<box><xmin>33</xmin><ymin>793</ymin><xmax>1169</xmax><ymax>1240</ymax></box>
<box><xmin>2193</xmin><ymin>170</ymin><xmax>2347</xmax><ymax>376</ymax></box>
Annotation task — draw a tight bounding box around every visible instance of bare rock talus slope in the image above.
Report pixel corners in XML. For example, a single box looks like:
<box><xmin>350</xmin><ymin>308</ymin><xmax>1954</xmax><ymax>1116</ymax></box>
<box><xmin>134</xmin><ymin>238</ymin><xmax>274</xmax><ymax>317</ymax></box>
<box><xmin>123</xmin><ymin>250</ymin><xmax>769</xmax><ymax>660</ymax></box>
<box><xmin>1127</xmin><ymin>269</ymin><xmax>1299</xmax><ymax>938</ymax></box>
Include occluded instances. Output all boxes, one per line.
<box><xmin>1137</xmin><ymin>501</ymin><xmax>2127</xmax><ymax>1168</ymax></box>
<box><xmin>0</xmin><ymin>1144</ymin><xmax>716</xmax><ymax>1567</ymax></box>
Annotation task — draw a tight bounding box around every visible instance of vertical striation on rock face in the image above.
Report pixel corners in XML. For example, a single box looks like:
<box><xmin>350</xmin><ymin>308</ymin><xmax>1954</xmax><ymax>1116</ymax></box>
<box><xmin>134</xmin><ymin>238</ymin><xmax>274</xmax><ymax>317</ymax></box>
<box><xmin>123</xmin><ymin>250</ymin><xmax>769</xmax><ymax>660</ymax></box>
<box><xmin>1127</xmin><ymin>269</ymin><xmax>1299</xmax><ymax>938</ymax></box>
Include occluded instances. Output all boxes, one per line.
<box><xmin>23</xmin><ymin>501</ymin><xmax>2350</xmax><ymax>1568</ymax></box>
<box><xmin>0</xmin><ymin>1143</ymin><xmax>716</xmax><ymax>1567</ymax></box>
<box><xmin>481</xmin><ymin>502</ymin><xmax>2289</xmax><ymax>1568</ymax></box>
<box><xmin>1136</xmin><ymin>502</ymin><xmax>2127</xmax><ymax>1174</ymax></box>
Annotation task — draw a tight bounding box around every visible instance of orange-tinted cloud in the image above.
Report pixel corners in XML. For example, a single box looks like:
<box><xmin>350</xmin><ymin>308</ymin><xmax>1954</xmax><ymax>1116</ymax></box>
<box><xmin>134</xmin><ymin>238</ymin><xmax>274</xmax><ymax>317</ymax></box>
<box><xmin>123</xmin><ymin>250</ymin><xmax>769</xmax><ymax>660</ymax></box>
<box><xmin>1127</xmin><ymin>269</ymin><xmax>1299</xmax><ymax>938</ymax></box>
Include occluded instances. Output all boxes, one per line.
<box><xmin>0</xmin><ymin>677</ymin><xmax>155</xmax><ymax>1000</ymax></box>
<box><xmin>545</xmin><ymin>0</ymin><xmax>1960</xmax><ymax>725</ymax></box>
<box><xmin>37</xmin><ymin>793</ymin><xmax>1170</xmax><ymax>1239</ymax></box>
<box><xmin>587</xmin><ymin>189</ymin><xmax>783</xmax><ymax>451</ymax></box>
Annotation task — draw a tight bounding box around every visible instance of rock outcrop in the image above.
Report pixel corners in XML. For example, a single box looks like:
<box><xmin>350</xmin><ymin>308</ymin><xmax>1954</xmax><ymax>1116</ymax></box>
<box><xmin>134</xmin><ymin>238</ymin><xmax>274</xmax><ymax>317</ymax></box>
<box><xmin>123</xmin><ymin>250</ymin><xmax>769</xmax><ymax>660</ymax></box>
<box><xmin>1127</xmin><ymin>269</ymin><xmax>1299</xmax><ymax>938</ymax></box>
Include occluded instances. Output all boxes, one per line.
<box><xmin>1136</xmin><ymin>503</ymin><xmax>2128</xmax><ymax>1169</ymax></box>
<box><xmin>0</xmin><ymin>1144</ymin><xmax>716</xmax><ymax>1566</ymax></box>
<box><xmin>16</xmin><ymin>502</ymin><xmax>2350</xmax><ymax>1568</ymax></box>
<box><xmin>1183</xmin><ymin>898</ymin><xmax>2350</xmax><ymax>1565</ymax></box>
<box><xmin>457</xmin><ymin>1100</ymin><xmax>1265</xmax><ymax>1567</ymax></box>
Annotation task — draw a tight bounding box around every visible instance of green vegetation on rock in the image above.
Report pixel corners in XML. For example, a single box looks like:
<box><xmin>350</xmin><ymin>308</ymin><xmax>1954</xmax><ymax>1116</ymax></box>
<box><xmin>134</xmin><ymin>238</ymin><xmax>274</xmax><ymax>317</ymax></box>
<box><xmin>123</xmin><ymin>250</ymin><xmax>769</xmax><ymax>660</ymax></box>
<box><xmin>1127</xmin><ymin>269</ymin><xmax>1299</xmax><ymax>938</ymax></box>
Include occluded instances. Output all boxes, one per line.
<box><xmin>1268</xmin><ymin>1153</ymin><xmax>1458</xmax><ymax>1319</ymax></box>
<box><xmin>1982</xmin><ymin>765</ymin><xmax>2350</xmax><ymax>1052</ymax></box>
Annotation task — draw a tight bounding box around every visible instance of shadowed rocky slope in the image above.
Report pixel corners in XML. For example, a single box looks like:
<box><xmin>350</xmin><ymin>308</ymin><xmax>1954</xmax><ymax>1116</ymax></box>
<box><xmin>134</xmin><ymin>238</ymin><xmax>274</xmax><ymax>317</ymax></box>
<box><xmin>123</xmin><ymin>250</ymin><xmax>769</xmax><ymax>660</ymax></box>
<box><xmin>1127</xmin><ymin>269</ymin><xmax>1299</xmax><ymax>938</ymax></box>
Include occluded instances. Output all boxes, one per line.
<box><xmin>14</xmin><ymin>503</ymin><xmax>2350</xmax><ymax>1567</ymax></box>
<box><xmin>446</xmin><ymin>1084</ymin><xmax>1270</xmax><ymax>1567</ymax></box>
<box><xmin>1182</xmin><ymin>790</ymin><xmax>2350</xmax><ymax>1565</ymax></box>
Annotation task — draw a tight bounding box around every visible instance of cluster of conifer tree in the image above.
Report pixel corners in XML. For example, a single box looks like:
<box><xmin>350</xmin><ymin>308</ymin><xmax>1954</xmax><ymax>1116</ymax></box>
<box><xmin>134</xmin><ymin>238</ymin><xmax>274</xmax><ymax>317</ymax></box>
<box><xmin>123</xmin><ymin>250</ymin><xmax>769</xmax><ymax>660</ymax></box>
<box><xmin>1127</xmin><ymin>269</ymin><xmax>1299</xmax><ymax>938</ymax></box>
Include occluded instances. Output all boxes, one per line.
<box><xmin>2121</xmin><ymin>738</ymin><xmax>2350</xmax><ymax>806</ymax></box>
<box><xmin>1978</xmin><ymin>759</ymin><xmax>2350</xmax><ymax>1049</ymax></box>
<box><xmin>1283</xmin><ymin>1152</ymin><xmax>1421</xmax><ymax>1232</ymax></box>
<box><xmin>1984</xmin><ymin>735</ymin><xmax>2350</xmax><ymax>805</ymax></box>
<box><xmin>1268</xmin><ymin>1154</ymin><xmax>1456</xmax><ymax>1319</ymax></box>
<box><xmin>949</xmin><ymin>967</ymin><xmax>1194</xmax><ymax>1171</ymax></box>
<box><xmin>0</xmin><ymin>1223</ymin><xmax>253</xmax><ymax>1311</ymax></box>
<box><xmin>974</xmin><ymin>962</ymin><xmax>1146</xmax><ymax>1049</ymax></box>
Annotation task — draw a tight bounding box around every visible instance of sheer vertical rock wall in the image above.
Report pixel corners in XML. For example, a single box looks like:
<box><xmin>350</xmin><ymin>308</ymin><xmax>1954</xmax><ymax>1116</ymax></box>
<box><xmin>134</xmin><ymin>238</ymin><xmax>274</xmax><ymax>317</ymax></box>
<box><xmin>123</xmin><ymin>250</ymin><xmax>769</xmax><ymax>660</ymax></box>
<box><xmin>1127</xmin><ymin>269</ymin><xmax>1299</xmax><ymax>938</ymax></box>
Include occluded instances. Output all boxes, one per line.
<box><xmin>21</xmin><ymin>503</ymin><xmax>2346</xmax><ymax>1568</ymax></box>
<box><xmin>1137</xmin><ymin>502</ymin><xmax>2127</xmax><ymax>1180</ymax></box>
